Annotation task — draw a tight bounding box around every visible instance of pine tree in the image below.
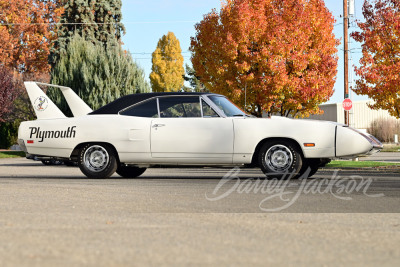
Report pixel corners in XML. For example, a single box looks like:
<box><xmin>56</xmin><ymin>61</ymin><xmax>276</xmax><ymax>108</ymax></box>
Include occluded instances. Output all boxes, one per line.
<box><xmin>49</xmin><ymin>34</ymin><xmax>150</xmax><ymax>116</ymax></box>
<box><xmin>150</xmin><ymin>32</ymin><xmax>184</xmax><ymax>92</ymax></box>
<box><xmin>50</xmin><ymin>0</ymin><xmax>125</xmax><ymax>65</ymax></box>
<box><xmin>183</xmin><ymin>64</ymin><xmax>207</xmax><ymax>92</ymax></box>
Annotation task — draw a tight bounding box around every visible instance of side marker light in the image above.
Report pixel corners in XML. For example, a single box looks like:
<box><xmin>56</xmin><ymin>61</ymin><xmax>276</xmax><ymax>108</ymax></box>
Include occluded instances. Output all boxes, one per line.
<box><xmin>304</xmin><ymin>143</ymin><xmax>315</xmax><ymax>147</ymax></box>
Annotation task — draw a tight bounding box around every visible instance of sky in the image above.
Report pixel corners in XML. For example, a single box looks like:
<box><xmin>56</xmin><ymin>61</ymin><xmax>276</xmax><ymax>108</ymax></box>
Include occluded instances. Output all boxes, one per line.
<box><xmin>121</xmin><ymin>0</ymin><xmax>367</xmax><ymax>104</ymax></box>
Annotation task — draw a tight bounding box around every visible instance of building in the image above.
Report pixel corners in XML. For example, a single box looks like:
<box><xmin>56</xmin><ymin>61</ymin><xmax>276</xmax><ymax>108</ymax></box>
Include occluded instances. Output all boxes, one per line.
<box><xmin>306</xmin><ymin>100</ymin><xmax>398</xmax><ymax>130</ymax></box>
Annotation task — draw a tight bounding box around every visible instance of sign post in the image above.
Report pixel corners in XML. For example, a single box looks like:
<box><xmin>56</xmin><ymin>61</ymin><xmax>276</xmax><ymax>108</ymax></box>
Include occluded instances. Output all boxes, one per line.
<box><xmin>344</xmin><ymin>0</ymin><xmax>349</xmax><ymax>125</ymax></box>
<box><xmin>342</xmin><ymin>98</ymin><xmax>352</xmax><ymax>126</ymax></box>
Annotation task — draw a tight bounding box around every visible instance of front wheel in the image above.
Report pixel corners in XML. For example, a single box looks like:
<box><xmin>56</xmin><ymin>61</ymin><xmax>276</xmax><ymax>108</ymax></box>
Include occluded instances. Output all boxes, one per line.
<box><xmin>78</xmin><ymin>144</ymin><xmax>118</xmax><ymax>179</ymax></box>
<box><xmin>116</xmin><ymin>165</ymin><xmax>147</xmax><ymax>178</ymax></box>
<box><xmin>258</xmin><ymin>141</ymin><xmax>303</xmax><ymax>179</ymax></box>
<box><xmin>297</xmin><ymin>158</ymin><xmax>331</xmax><ymax>179</ymax></box>
<box><xmin>297</xmin><ymin>159</ymin><xmax>319</xmax><ymax>179</ymax></box>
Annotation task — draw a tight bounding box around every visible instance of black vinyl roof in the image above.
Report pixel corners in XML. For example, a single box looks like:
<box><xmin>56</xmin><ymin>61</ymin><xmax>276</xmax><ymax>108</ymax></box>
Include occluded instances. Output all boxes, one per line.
<box><xmin>90</xmin><ymin>92</ymin><xmax>213</xmax><ymax>115</ymax></box>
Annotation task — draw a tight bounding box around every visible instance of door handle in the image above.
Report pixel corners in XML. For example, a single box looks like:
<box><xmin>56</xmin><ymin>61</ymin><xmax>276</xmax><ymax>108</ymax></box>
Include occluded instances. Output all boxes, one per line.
<box><xmin>152</xmin><ymin>124</ymin><xmax>165</xmax><ymax>128</ymax></box>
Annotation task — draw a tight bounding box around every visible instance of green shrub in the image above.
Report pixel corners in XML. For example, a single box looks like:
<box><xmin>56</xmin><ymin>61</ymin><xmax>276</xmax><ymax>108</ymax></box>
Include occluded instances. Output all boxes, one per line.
<box><xmin>0</xmin><ymin>122</ymin><xmax>19</xmax><ymax>149</ymax></box>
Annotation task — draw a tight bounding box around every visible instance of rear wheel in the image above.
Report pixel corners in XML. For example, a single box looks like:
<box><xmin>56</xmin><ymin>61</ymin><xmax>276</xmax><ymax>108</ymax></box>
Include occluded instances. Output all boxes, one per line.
<box><xmin>116</xmin><ymin>165</ymin><xmax>147</xmax><ymax>178</ymax></box>
<box><xmin>258</xmin><ymin>140</ymin><xmax>303</xmax><ymax>179</ymax></box>
<box><xmin>78</xmin><ymin>144</ymin><xmax>118</xmax><ymax>179</ymax></box>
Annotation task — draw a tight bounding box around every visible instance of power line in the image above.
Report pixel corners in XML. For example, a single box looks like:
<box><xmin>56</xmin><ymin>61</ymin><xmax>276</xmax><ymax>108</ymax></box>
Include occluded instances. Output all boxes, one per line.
<box><xmin>1</xmin><ymin>22</ymin><xmax>119</xmax><ymax>26</ymax></box>
<box><xmin>0</xmin><ymin>20</ymin><xmax>197</xmax><ymax>26</ymax></box>
<box><xmin>130</xmin><ymin>51</ymin><xmax>191</xmax><ymax>55</ymax></box>
<box><xmin>124</xmin><ymin>20</ymin><xmax>197</xmax><ymax>24</ymax></box>
<box><xmin>0</xmin><ymin>47</ymin><xmax>192</xmax><ymax>57</ymax></box>
<box><xmin>133</xmin><ymin>56</ymin><xmax>191</xmax><ymax>60</ymax></box>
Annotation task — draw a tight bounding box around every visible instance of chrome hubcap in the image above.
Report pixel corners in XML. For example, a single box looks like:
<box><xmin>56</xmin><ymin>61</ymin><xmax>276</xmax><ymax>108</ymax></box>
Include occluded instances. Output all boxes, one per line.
<box><xmin>265</xmin><ymin>145</ymin><xmax>293</xmax><ymax>172</ymax></box>
<box><xmin>84</xmin><ymin>145</ymin><xmax>109</xmax><ymax>172</ymax></box>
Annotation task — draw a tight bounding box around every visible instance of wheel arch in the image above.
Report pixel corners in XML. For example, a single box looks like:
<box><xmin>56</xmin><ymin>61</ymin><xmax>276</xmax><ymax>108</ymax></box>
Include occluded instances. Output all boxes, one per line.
<box><xmin>70</xmin><ymin>142</ymin><xmax>121</xmax><ymax>164</ymax></box>
<box><xmin>251</xmin><ymin>137</ymin><xmax>305</xmax><ymax>166</ymax></box>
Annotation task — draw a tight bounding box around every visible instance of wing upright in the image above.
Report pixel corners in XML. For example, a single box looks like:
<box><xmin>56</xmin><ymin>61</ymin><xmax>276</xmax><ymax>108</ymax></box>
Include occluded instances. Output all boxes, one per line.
<box><xmin>24</xmin><ymin>81</ymin><xmax>93</xmax><ymax>119</ymax></box>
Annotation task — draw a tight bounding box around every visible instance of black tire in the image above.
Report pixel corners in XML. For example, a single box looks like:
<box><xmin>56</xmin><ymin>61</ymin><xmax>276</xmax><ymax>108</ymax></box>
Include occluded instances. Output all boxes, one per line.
<box><xmin>41</xmin><ymin>160</ymin><xmax>52</xmax><ymax>165</ymax></box>
<box><xmin>64</xmin><ymin>160</ymin><xmax>77</xmax><ymax>167</ymax></box>
<box><xmin>78</xmin><ymin>144</ymin><xmax>118</xmax><ymax>179</ymax></box>
<box><xmin>297</xmin><ymin>159</ymin><xmax>320</xmax><ymax>179</ymax></box>
<box><xmin>297</xmin><ymin>158</ymin><xmax>331</xmax><ymax>179</ymax></box>
<box><xmin>41</xmin><ymin>159</ymin><xmax>63</xmax><ymax>165</ymax></box>
<box><xmin>319</xmin><ymin>159</ymin><xmax>331</xmax><ymax>168</ymax></box>
<box><xmin>307</xmin><ymin>165</ymin><xmax>319</xmax><ymax>178</ymax></box>
<box><xmin>258</xmin><ymin>140</ymin><xmax>303</xmax><ymax>179</ymax></box>
<box><xmin>116</xmin><ymin>165</ymin><xmax>147</xmax><ymax>178</ymax></box>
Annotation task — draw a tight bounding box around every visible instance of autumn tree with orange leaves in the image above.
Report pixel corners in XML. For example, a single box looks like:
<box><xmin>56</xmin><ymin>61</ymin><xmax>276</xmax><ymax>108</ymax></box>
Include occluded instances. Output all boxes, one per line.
<box><xmin>352</xmin><ymin>0</ymin><xmax>400</xmax><ymax>118</ymax></box>
<box><xmin>190</xmin><ymin>0</ymin><xmax>339</xmax><ymax>117</ymax></box>
<box><xmin>0</xmin><ymin>0</ymin><xmax>63</xmax><ymax>73</ymax></box>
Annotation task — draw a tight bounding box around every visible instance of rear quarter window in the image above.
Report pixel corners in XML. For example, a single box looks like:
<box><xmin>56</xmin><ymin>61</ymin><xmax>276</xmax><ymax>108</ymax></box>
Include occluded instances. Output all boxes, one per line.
<box><xmin>120</xmin><ymin>99</ymin><xmax>158</xmax><ymax>118</ymax></box>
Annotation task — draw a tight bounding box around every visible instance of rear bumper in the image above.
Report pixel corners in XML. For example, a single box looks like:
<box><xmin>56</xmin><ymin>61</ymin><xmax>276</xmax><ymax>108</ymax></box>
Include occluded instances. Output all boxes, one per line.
<box><xmin>17</xmin><ymin>139</ymin><xmax>28</xmax><ymax>153</ymax></box>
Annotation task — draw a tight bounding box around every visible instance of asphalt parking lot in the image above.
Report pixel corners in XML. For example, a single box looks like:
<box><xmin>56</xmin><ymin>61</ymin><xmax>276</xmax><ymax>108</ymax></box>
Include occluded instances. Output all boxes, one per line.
<box><xmin>358</xmin><ymin>152</ymin><xmax>400</xmax><ymax>162</ymax></box>
<box><xmin>0</xmin><ymin>157</ymin><xmax>399</xmax><ymax>266</ymax></box>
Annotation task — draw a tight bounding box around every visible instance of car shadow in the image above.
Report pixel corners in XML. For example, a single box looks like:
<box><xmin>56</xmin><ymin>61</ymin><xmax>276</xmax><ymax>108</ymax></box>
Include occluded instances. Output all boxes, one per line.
<box><xmin>0</xmin><ymin>175</ymin><xmax>234</xmax><ymax>180</ymax></box>
<box><xmin>1</xmin><ymin>163</ymin><xmax>399</xmax><ymax>180</ymax></box>
<box><xmin>0</xmin><ymin>163</ymin><xmax>44</xmax><ymax>167</ymax></box>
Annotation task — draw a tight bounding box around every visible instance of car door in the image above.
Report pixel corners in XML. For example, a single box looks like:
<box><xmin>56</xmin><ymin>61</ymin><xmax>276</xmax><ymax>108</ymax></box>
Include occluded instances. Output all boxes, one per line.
<box><xmin>150</xmin><ymin>96</ymin><xmax>234</xmax><ymax>164</ymax></box>
<box><xmin>117</xmin><ymin>98</ymin><xmax>158</xmax><ymax>163</ymax></box>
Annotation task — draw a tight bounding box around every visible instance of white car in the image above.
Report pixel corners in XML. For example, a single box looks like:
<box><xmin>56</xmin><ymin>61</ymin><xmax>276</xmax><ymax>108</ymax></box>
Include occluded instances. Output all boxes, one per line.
<box><xmin>18</xmin><ymin>82</ymin><xmax>383</xmax><ymax>179</ymax></box>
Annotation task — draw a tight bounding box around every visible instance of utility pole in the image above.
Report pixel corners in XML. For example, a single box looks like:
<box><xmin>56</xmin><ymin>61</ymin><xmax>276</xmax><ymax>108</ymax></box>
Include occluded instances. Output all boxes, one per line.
<box><xmin>343</xmin><ymin>0</ymin><xmax>349</xmax><ymax>125</ymax></box>
<box><xmin>244</xmin><ymin>82</ymin><xmax>247</xmax><ymax>112</ymax></box>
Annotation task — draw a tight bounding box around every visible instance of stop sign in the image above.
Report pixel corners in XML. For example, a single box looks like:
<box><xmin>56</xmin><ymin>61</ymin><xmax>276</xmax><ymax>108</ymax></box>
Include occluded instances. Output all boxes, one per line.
<box><xmin>342</xmin><ymin>98</ymin><xmax>353</xmax><ymax>111</ymax></box>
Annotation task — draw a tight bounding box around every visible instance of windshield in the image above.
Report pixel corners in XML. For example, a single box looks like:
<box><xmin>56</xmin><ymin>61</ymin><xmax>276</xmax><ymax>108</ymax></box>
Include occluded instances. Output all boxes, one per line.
<box><xmin>208</xmin><ymin>95</ymin><xmax>246</xmax><ymax>117</ymax></box>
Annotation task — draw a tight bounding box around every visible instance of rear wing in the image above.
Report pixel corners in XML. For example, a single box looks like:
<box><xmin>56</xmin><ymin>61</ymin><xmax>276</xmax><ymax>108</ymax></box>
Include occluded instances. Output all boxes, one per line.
<box><xmin>24</xmin><ymin>81</ymin><xmax>93</xmax><ymax>119</ymax></box>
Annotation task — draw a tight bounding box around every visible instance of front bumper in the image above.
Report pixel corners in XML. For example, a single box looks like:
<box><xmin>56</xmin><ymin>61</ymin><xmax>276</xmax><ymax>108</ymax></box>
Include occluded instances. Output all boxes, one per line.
<box><xmin>364</xmin><ymin>133</ymin><xmax>383</xmax><ymax>155</ymax></box>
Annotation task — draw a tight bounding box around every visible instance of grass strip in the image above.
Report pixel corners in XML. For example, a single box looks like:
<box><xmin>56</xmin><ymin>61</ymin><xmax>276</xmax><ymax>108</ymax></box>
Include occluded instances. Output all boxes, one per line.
<box><xmin>0</xmin><ymin>151</ymin><xmax>26</xmax><ymax>158</ymax></box>
<box><xmin>381</xmin><ymin>146</ymin><xmax>400</xmax><ymax>152</ymax></box>
<box><xmin>325</xmin><ymin>160</ymin><xmax>399</xmax><ymax>168</ymax></box>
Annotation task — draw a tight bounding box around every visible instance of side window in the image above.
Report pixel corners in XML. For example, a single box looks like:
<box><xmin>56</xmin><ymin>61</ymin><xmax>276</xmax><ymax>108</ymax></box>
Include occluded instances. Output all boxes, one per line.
<box><xmin>159</xmin><ymin>96</ymin><xmax>201</xmax><ymax>118</ymax></box>
<box><xmin>202</xmin><ymin>99</ymin><xmax>219</xmax><ymax>117</ymax></box>
<box><xmin>120</xmin><ymin>99</ymin><xmax>158</xmax><ymax>118</ymax></box>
